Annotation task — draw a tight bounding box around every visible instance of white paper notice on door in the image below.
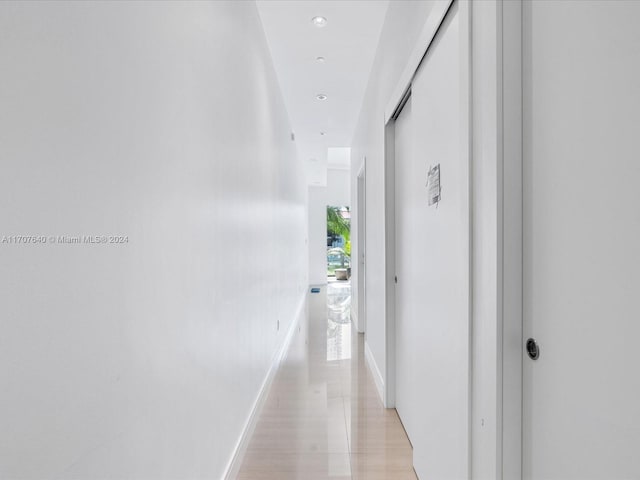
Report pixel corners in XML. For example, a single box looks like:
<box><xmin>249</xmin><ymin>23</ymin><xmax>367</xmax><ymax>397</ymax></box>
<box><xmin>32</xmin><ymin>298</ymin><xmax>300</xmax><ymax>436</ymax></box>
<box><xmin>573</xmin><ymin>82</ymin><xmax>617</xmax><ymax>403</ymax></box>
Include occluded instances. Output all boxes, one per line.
<box><xmin>426</xmin><ymin>164</ymin><xmax>441</xmax><ymax>206</ymax></box>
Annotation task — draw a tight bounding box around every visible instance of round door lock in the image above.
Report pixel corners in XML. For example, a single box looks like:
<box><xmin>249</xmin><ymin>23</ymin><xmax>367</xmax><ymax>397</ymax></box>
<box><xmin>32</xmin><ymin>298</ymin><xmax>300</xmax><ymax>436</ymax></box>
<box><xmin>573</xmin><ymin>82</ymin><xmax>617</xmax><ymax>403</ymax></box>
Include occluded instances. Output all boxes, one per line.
<box><xmin>526</xmin><ymin>338</ymin><xmax>540</xmax><ymax>360</ymax></box>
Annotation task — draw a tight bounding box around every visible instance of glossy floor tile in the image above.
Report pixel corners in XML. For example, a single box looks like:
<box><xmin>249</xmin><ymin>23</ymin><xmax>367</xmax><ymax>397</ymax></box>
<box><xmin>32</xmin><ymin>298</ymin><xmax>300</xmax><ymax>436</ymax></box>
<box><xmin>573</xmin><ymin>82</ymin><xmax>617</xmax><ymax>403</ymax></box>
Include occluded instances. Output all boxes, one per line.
<box><xmin>236</xmin><ymin>283</ymin><xmax>416</xmax><ymax>479</ymax></box>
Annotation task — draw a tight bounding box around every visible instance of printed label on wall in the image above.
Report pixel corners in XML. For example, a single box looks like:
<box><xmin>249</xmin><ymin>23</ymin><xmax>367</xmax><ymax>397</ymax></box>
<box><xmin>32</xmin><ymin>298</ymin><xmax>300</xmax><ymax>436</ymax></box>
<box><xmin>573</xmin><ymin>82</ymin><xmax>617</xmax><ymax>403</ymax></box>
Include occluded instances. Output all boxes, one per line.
<box><xmin>426</xmin><ymin>164</ymin><xmax>441</xmax><ymax>206</ymax></box>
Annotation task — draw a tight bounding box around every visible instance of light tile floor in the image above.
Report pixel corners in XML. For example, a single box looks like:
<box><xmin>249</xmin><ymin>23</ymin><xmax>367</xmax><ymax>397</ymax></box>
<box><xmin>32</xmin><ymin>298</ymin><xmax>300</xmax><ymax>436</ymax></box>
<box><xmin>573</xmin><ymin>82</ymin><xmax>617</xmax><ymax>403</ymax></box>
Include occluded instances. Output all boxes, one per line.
<box><xmin>236</xmin><ymin>283</ymin><xmax>416</xmax><ymax>479</ymax></box>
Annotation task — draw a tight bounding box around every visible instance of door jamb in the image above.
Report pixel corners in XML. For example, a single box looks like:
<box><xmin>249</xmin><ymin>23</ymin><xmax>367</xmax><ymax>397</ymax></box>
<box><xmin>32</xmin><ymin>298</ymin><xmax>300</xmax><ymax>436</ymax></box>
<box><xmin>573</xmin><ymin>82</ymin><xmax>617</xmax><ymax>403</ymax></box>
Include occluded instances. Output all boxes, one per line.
<box><xmin>383</xmin><ymin>115</ymin><xmax>397</xmax><ymax>408</ymax></box>
<box><xmin>356</xmin><ymin>159</ymin><xmax>367</xmax><ymax>335</ymax></box>
<box><xmin>499</xmin><ymin>0</ymin><xmax>523</xmax><ymax>478</ymax></box>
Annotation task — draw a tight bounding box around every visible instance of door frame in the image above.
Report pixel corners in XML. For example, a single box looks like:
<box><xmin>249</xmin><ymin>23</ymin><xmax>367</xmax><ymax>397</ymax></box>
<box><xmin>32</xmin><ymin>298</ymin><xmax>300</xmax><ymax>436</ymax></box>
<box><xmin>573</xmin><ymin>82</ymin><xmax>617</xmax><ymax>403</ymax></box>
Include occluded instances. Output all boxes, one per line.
<box><xmin>356</xmin><ymin>159</ymin><xmax>367</xmax><ymax>334</ymax></box>
<box><xmin>499</xmin><ymin>0</ymin><xmax>523</xmax><ymax>478</ymax></box>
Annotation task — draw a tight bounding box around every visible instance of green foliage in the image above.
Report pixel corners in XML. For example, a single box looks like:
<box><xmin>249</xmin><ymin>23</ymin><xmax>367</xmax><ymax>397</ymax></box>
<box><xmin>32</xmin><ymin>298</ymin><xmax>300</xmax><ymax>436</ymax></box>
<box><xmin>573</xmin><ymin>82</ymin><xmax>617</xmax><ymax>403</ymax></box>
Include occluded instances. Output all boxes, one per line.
<box><xmin>326</xmin><ymin>207</ymin><xmax>350</xmax><ymax>277</ymax></box>
<box><xmin>327</xmin><ymin>206</ymin><xmax>350</xmax><ymax>243</ymax></box>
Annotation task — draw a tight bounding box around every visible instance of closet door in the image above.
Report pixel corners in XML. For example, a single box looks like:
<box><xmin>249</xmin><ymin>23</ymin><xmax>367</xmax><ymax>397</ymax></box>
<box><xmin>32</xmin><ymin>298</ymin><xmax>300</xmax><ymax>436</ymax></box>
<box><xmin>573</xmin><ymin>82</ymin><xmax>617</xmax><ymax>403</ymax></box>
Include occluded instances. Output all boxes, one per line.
<box><xmin>394</xmin><ymin>2</ymin><xmax>468</xmax><ymax>477</ymax></box>
<box><xmin>522</xmin><ymin>2</ymin><xmax>640</xmax><ymax>478</ymax></box>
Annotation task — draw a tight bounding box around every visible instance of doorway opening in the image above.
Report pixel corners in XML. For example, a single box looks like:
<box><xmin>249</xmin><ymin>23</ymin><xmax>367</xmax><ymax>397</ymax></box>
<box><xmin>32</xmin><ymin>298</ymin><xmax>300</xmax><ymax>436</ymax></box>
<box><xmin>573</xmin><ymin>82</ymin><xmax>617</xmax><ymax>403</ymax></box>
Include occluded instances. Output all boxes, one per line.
<box><xmin>326</xmin><ymin>205</ymin><xmax>352</xmax><ymax>361</ymax></box>
<box><xmin>326</xmin><ymin>205</ymin><xmax>351</xmax><ymax>281</ymax></box>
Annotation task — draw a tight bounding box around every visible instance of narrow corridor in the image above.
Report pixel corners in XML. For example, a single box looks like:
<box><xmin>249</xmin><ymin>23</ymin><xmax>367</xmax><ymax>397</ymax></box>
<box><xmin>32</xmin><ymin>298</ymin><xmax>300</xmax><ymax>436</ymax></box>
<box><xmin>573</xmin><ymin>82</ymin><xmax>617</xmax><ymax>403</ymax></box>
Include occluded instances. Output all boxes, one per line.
<box><xmin>237</xmin><ymin>284</ymin><xmax>416</xmax><ymax>479</ymax></box>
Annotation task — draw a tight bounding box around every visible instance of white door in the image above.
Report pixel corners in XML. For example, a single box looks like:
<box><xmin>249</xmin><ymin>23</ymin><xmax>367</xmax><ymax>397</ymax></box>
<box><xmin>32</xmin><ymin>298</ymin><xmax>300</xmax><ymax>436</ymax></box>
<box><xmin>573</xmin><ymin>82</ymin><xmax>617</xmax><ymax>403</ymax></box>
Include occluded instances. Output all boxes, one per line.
<box><xmin>522</xmin><ymin>2</ymin><xmax>640</xmax><ymax>478</ymax></box>
<box><xmin>393</xmin><ymin>2</ymin><xmax>468</xmax><ymax>477</ymax></box>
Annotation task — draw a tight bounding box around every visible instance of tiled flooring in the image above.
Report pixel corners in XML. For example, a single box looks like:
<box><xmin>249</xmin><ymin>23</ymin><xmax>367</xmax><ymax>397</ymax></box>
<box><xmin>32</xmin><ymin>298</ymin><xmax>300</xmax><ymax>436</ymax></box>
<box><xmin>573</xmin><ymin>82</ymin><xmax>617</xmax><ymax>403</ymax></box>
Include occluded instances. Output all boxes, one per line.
<box><xmin>236</xmin><ymin>283</ymin><xmax>417</xmax><ymax>479</ymax></box>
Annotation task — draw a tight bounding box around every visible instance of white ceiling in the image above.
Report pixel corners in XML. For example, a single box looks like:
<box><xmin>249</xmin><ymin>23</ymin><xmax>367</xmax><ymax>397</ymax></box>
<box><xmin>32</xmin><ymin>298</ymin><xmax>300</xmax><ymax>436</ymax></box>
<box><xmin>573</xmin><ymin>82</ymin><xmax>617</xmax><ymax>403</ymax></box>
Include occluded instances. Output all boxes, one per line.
<box><xmin>256</xmin><ymin>0</ymin><xmax>389</xmax><ymax>186</ymax></box>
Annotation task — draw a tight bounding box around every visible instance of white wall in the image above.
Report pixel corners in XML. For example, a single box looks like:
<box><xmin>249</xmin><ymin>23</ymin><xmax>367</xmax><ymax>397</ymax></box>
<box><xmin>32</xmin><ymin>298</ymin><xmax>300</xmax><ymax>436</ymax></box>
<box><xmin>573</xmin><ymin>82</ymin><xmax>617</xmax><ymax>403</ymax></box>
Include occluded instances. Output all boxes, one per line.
<box><xmin>308</xmin><ymin>168</ymin><xmax>350</xmax><ymax>285</ymax></box>
<box><xmin>0</xmin><ymin>2</ymin><xmax>307</xmax><ymax>479</ymax></box>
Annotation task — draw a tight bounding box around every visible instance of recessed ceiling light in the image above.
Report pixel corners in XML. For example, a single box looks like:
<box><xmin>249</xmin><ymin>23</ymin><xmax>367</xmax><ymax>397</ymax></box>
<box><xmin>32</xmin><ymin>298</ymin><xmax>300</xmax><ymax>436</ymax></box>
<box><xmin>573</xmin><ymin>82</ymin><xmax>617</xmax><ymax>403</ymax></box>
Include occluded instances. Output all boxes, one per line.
<box><xmin>316</xmin><ymin>94</ymin><xmax>328</xmax><ymax>101</ymax></box>
<box><xmin>311</xmin><ymin>16</ymin><xmax>327</xmax><ymax>27</ymax></box>
<box><xmin>316</xmin><ymin>56</ymin><xmax>326</xmax><ymax>63</ymax></box>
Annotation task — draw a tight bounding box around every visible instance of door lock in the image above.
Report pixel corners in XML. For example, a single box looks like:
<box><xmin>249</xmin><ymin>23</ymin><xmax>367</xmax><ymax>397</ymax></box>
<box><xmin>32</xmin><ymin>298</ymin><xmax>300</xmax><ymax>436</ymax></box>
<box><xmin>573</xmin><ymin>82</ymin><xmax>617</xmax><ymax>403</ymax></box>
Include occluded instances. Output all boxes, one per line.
<box><xmin>526</xmin><ymin>338</ymin><xmax>540</xmax><ymax>360</ymax></box>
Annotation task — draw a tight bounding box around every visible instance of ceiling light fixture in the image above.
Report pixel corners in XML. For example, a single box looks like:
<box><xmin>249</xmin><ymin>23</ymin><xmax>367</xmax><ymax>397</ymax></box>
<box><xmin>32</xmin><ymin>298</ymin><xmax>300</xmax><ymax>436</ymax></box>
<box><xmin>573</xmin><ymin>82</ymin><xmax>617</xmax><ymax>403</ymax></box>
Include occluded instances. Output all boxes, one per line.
<box><xmin>316</xmin><ymin>56</ymin><xmax>326</xmax><ymax>63</ymax></box>
<box><xmin>320</xmin><ymin>132</ymin><xmax>326</xmax><ymax>136</ymax></box>
<box><xmin>316</xmin><ymin>94</ymin><xmax>328</xmax><ymax>101</ymax></box>
<box><xmin>311</xmin><ymin>16</ymin><xmax>327</xmax><ymax>27</ymax></box>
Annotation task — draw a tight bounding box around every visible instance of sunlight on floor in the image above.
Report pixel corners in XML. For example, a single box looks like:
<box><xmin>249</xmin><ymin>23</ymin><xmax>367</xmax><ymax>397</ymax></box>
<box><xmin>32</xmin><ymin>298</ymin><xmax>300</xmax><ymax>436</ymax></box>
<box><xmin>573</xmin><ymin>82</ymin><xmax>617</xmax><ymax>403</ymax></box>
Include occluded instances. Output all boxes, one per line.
<box><xmin>327</xmin><ymin>282</ymin><xmax>352</xmax><ymax>362</ymax></box>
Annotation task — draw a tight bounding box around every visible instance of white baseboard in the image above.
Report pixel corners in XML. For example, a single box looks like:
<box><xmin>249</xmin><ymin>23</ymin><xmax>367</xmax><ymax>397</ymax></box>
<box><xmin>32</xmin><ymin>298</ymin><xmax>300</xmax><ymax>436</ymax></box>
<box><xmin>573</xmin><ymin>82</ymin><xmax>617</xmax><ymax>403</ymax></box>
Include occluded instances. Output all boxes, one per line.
<box><xmin>364</xmin><ymin>341</ymin><xmax>385</xmax><ymax>404</ymax></box>
<box><xmin>223</xmin><ymin>295</ymin><xmax>306</xmax><ymax>479</ymax></box>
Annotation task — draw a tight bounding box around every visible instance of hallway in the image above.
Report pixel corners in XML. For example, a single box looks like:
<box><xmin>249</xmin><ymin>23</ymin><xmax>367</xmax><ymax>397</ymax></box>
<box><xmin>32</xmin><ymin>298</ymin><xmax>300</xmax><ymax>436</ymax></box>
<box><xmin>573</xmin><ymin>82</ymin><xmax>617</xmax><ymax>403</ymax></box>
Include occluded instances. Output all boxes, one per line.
<box><xmin>3</xmin><ymin>1</ymin><xmax>640</xmax><ymax>478</ymax></box>
<box><xmin>237</xmin><ymin>284</ymin><xmax>416</xmax><ymax>479</ymax></box>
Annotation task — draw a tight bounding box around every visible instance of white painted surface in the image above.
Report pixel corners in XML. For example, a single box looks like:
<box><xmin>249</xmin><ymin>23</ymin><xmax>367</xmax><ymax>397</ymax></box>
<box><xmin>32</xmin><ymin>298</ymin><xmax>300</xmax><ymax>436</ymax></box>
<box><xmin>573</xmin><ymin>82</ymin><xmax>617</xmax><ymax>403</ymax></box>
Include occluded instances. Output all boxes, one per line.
<box><xmin>0</xmin><ymin>2</ymin><xmax>307</xmax><ymax>479</ymax></box>
<box><xmin>350</xmin><ymin>0</ymin><xmax>437</xmax><ymax>412</ymax></box>
<box><xmin>355</xmin><ymin>163</ymin><xmax>367</xmax><ymax>334</ymax></box>
<box><xmin>469</xmin><ymin>2</ymin><xmax>501</xmax><ymax>479</ymax></box>
<box><xmin>392</xmin><ymin>4</ymin><xmax>470</xmax><ymax>478</ymax></box>
<box><xmin>306</xmin><ymin>157</ymin><xmax>328</xmax><ymax>188</ymax></box>
<box><xmin>224</xmin><ymin>302</ymin><xmax>305</xmax><ymax>479</ymax></box>
<box><xmin>364</xmin><ymin>341</ymin><xmax>384</xmax><ymax>404</ymax></box>
<box><xmin>308</xmin><ymin>168</ymin><xmax>351</xmax><ymax>286</ymax></box>
<box><xmin>384</xmin><ymin>0</ymin><xmax>453</xmax><ymax>123</ymax></box>
<box><xmin>256</xmin><ymin>1</ymin><xmax>388</xmax><ymax>185</ymax></box>
<box><xmin>499</xmin><ymin>1</ymin><xmax>523</xmax><ymax>478</ymax></box>
<box><xmin>308</xmin><ymin>186</ymin><xmax>328</xmax><ymax>286</ymax></box>
<box><xmin>393</xmin><ymin>98</ymin><xmax>416</xmax><ymax>441</ymax></box>
<box><xmin>327</xmin><ymin>147</ymin><xmax>351</xmax><ymax>171</ymax></box>
<box><xmin>522</xmin><ymin>1</ymin><xmax>640</xmax><ymax>478</ymax></box>
<box><xmin>306</xmin><ymin>148</ymin><xmax>350</xmax><ymax>188</ymax></box>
